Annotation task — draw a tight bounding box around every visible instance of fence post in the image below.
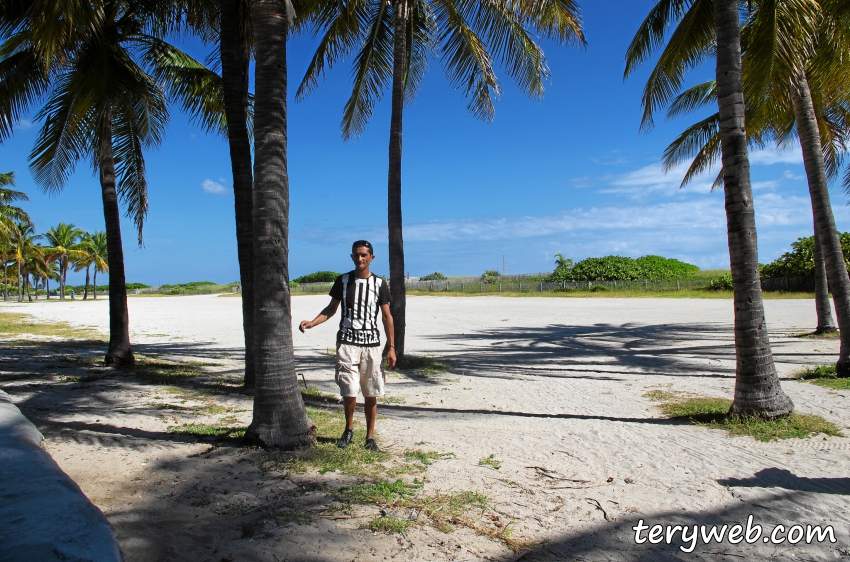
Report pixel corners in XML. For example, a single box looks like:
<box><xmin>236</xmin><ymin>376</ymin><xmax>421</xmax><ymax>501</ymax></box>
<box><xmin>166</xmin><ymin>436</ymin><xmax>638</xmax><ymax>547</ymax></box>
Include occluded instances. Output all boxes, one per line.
<box><xmin>498</xmin><ymin>282</ymin><xmax>501</xmax><ymax>292</ymax></box>
<box><xmin>519</xmin><ymin>281</ymin><xmax>522</xmax><ymax>291</ymax></box>
<box><xmin>446</xmin><ymin>282</ymin><xmax>449</xmax><ymax>292</ymax></box>
<box><xmin>676</xmin><ymin>279</ymin><xmax>680</xmax><ymax>291</ymax></box>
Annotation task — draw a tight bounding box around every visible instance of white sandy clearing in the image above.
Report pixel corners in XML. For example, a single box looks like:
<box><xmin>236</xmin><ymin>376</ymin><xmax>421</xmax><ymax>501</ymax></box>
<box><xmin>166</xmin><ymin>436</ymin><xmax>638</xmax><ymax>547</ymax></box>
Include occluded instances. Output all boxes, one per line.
<box><xmin>1</xmin><ymin>294</ymin><xmax>849</xmax><ymax>562</ymax></box>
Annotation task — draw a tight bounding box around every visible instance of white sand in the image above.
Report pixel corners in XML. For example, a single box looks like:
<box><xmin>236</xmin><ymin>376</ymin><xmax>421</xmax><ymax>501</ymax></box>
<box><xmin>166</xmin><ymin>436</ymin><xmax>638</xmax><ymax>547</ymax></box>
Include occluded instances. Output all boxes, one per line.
<box><xmin>2</xmin><ymin>294</ymin><xmax>849</xmax><ymax>561</ymax></box>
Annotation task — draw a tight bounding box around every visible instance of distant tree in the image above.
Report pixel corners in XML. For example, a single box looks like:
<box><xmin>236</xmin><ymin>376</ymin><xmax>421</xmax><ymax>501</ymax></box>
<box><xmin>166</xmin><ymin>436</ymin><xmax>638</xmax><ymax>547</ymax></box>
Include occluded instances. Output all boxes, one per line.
<box><xmin>420</xmin><ymin>271</ymin><xmax>447</xmax><ymax>281</ymax></box>
<box><xmin>554</xmin><ymin>253</ymin><xmax>573</xmax><ymax>270</ymax></box>
<box><xmin>74</xmin><ymin>231</ymin><xmax>109</xmax><ymax>300</ymax></box>
<box><xmin>40</xmin><ymin>223</ymin><xmax>86</xmax><ymax>301</ymax></box>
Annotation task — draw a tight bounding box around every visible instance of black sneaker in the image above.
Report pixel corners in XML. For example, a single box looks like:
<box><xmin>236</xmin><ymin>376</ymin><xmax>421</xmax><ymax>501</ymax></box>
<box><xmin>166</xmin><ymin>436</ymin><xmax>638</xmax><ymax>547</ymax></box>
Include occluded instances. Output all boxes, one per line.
<box><xmin>337</xmin><ymin>429</ymin><xmax>354</xmax><ymax>449</ymax></box>
<box><xmin>364</xmin><ymin>437</ymin><xmax>379</xmax><ymax>451</ymax></box>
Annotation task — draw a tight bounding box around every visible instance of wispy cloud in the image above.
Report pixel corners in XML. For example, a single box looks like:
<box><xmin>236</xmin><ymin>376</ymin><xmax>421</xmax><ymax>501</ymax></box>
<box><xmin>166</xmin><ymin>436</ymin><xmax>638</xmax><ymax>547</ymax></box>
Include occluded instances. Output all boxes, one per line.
<box><xmin>201</xmin><ymin>178</ymin><xmax>228</xmax><ymax>195</ymax></box>
<box><xmin>17</xmin><ymin>119</ymin><xmax>33</xmax><ymax>130</ymax></box>
<box><xmin>749</xmin><ymin>144</ymin><xmax>803</xmax><ymax>166</ymax></box>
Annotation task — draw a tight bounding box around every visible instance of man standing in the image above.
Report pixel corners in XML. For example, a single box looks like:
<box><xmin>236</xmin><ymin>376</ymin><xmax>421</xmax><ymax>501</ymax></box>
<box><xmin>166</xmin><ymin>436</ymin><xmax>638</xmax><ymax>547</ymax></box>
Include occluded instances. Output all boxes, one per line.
<box><xmin>299</xmin><ymin>240</ymin><xmax>397</xmax><ymax>451</ymax></box>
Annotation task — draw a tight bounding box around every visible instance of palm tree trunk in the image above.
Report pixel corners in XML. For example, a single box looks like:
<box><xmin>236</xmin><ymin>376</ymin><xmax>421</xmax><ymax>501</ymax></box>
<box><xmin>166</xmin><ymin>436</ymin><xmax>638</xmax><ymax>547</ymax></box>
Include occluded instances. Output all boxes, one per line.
<box><xmin>3</xmin><ymin>264</ymin><xmax>7</xmax><ymax>301</ymax></box>
<box><xmin>59</xmin><ymin>257</ymin><xmax>66</xmax><ymax>300</ymax></box>
<box><xmin>45</xmin><ymin>274</ymin><xmax>49</xmax><ymax>299</ymax></box>
<box><xmin>244</xmin><ymin>0</ymin><xmax>316</xmax><ymax>449</ymax></box>
<box><xmin>387</xmin><ymin>0</ymin><xmax>410</xmax><ymax>357</ymax></box>
<box><xmin>17</xmin><ymin>261</ymin><xmax>21</xmax><ymax>302</ymax></box>
<box><xmin>99</xmin><ymin>113</ymin><xmax>134</xmax><ymax>365</ymax></box>
<box><xmin>791</xmin><ymin>71</ymin><xmax>850</xmax><ymax>372</ymax></box>
<box><xmin>93</xmin><ymin>269</ymin><xmax>97</xmax><ymax>299</ymax></box>
<box><xmin>714</xmin><ymin>0</ymin><xmax>793</xmax><ymax>418</ymax></box>
<box><xmin>83</xmin><ymin>265</ymin><xmax>90</xmax><ymax>300</ymax></box>
<box><xmin>220</xmin><ymin>0</ymin><xmax>256</xmax><ymax>389</ymax></box>
<box><xmin>813</xmin><ymin>221</ymin><xmax>837</xmax><ymax>334</ymax></box>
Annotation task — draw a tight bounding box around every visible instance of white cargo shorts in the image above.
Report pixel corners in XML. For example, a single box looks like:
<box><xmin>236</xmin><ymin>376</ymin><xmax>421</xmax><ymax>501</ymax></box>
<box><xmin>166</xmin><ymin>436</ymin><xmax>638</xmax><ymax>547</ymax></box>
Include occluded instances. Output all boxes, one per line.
<box><xmin>335</xmin><ymin>343</ymin><xmax>385</xmax><ymax>398</ymax></box>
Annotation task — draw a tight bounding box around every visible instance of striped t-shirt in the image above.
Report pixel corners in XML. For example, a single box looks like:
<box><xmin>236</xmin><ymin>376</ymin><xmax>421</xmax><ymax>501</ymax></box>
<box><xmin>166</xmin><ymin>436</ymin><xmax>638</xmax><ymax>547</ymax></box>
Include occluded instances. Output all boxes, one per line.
<box><xmin>329</xmin><ymin>272</ymin><xmax>391</xmax><ymax>347</ymax></box>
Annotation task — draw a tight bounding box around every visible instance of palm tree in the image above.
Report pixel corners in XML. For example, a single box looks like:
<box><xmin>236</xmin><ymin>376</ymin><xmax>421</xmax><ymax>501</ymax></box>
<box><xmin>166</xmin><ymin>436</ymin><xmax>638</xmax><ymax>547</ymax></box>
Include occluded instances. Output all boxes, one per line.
<box><xmin>88</xmin><ymin>231</ymin><xmax>109</xmax><ymax>300</ymax></box>
<box><xmin>554</xmin><ymin>253</ymin><xmax>573</xmax><ymax>270</ymax></box>
<box><xmin>298</xmin><ymin>0</ymin><xmax>586</xmax><ymax>356</ymax></box>
<box><xmin>660</xmin><ymin>1</ymin><xmax>850</xmax><ymax>349</ymax></box>
<box><xmin>1</xmin><ymin>0</ymin><xmax>209</xmax><ymax>365</ymax></box>
<box><xmin>626</xmin><ymin>0</ymin><xmax>793</xmax><ymax>418</ymax></box>
<box><xmin>40</xmin><ymin>223</ymin><xmax>85</xmax><ymax>300</ymax></box>
<box><xmin>0</xmin><ymin>172</ymin><xmax>31</xmax><ymax>238</ymax></box>
<box><xmin>8</xmin><ymin>222</ymin><xmax>41</xmax><ymax>302</ymax></box>
<box><xmin>243</xmin><ymin>0</ymin><xmax>316</xmax><ymax>449</ymax></box>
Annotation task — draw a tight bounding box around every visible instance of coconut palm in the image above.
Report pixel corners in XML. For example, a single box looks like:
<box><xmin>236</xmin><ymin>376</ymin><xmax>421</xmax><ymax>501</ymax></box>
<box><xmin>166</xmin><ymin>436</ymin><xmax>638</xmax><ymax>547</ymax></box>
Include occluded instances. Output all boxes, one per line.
<box><xmin>554</xmin><ymin>253</ymin><xmax>573</xmax><ymax>270</ymax></box>
<box><xmin>40</xmin><ymin>222</ymin><xmax>86</xmax><ymax>301</ymax></box>
<box><xmin>7</xmin><ymin>222</ymin><xmax>41</xmax><ymax>302</ymax></box>
<box><xmin>0</xmin><ymin>172</ymin><xmax>31</xmax><ymax>240</ymax></box>
<box><xmin>625</xmin><ymin>0</ymin><xmax>794</xmax><ymax>418</ymax></box>
<box><xmin>243</xmin><ymin>0</ymin><xmax>316</xmax><ymax>449</ymax></box>
<box><xmin>659</xmin><ymin>1</ymin><xmax>850</xmax><ymax>351</ymax></box>
<box><xmin>0</xmin><ymin>0</ymin><xmax>211</xmax><ymax>364</ymax></box>
<box><xmin>297</xmin><ymin>0</ymin><xmax>585</xmax><ymax>356</ymax></box>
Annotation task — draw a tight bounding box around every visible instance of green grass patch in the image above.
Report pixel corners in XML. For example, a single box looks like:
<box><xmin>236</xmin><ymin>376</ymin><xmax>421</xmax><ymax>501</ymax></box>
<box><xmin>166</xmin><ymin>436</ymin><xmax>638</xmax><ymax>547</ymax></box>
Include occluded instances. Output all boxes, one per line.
<box><xmin>167</xmin><ymin>423</ymin><xmax>246</xmax><ymax>440</ymax></box>
<box><xmin>423</xmin><ymin>490</ymin><xmax>487</xmax><ymax>521</ymax></box>
<box><xmin>301</xmin><ymin>387</ymin><xmax>338</xmax><ymax>401</ymax></box>
<box><xmin>0</xmin><ymin>312</ymin><xmax>102</xmax><ymax>339</ymax></box>
<box><xmin>656</xmin><ymin>397</ymin><xmax>843</xmax><ymax>441</ymax></box>
<box><xmin>363</xmin><ymin>516</ymin><xmax>411</xmax><ymax>534</ymax></box>
<box><xmin>478</xmin><ymin>454</ymin><xmax>502</xmax><ymax>470</ymax></box>
<box><xmin>795</xmin><ymin>364</ymin><xmax>850</xmax><ymax>389</ymax></box>
<box><xmin>393</xmin><ymin>354</ymin><xmax>451</xmax><ymax>375</ymax></box>
<box><xmin>259</xmin><ymin>408</ymin><xmax>392</xmax><ymax>476</ymax></box>
<box><xmin>384</xmin><ymin>396</ymin><xmax>405</xmax><ymax>404</ymax></box>
<box><xmin>642</xmin><ymin>389</ymin><xmax>683</xmax><ymax>402</ymax></box>
<box><xmin>337</xmin><ymin>479</ymin><xmax>423</xmax><ymax>505</ymax></box>
<box><xmin>404</xmin><ymin>449</ymin><xmax>455</xmax><ymax>467</ymax></box>
<box><xmin>131</xmin><ymin>357</ymin><xmax>203</xmax><ymax>382</ymax></box>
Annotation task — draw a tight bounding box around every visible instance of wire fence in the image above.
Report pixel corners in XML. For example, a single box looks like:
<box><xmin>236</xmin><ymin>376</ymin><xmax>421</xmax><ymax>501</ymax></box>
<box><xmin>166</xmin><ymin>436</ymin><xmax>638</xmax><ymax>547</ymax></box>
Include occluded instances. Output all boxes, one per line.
<box><xmin>290</xmin><ymin>276</ymin><xmax>816</xmax><ymax>295</ymax></box>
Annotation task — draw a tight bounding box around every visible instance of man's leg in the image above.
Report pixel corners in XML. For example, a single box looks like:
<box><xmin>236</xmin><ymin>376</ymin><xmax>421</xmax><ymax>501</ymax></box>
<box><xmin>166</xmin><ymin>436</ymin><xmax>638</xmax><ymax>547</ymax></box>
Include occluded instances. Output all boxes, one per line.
<box><xmin>364</xmin><ymin>397</ymin><xmax>377</xmax><ymax>438</ymax></box>
<box><xmin>343</xmin><ymin>396</ymin><xmax>357</xmax><ymax>431</ymax></box>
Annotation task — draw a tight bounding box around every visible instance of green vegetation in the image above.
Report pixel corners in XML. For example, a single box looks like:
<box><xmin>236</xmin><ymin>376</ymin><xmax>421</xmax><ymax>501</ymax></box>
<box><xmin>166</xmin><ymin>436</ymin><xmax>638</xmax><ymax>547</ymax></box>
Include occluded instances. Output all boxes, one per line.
<box><xmin>478</xmin><ymin>454</ymin><xmax>502</xmax><ymax>470</ymax></box>
<box><xmin>292</xmin><ymin>271</ymin><xmax>339</xmax><ymax>284</ymax></box>
<box><xmin>301</xmin><ymin>387</ymin><xmax>339</xmax><ymax>401</ymax></box>
<box><xmin>167</xmin><ymin>423</ymin><xmax>246</xmax><ymax>440</ymax></box>
<box><xmin>0</xmin><ymin>312</ymin><xmax>102</xmax><ymax>339</ymax></box>
<box><xmin>420</xmin><ymin>272</ymin><xmax>447</xmax><ymax>281</ymax></box>
<box><xmin>423</xmin><ymin>491</ymin><xmax>488</xmax><ymax>532</ymax></box>
<box><xmin>131</xmin><ymin>357</ymin><xmax>204</xmax><ymax>383</ymax></box>
<box><xmin>393</xmin><ymin>354</ymin><xmax>451</xmax><ymax>375</ymax></box>
<box><xmin>363</xmin><ymin>516</ymin><xmax>412</xmax><ymax>534</ymax></box>
<box><xmin>706</xmin><ymin>273</ymin><xmax>733</xmax><ymax>291</ymax></box>
<box><xmin>648</xmin><ymin>394</ymin><xmax>843</xmax><ymax>441</ymax></box>
<box><xmin>481</xmin><ymin>270</ymin><xmax>501</xmax><ymax>283</ymax></box>
<box><xmin>796</xmin><ymin>364</ymin><xmax>850</xmax><ymax>390</ymax></box>
<box><xmin>547</xmin><ymin>254</ymin><xmax>699</xmax><ymax>282</ymax></box>
<box><xmin>337</xmin><ymin>478</ymin><xmax>423</xmax><ymax>505</ymax></box>
<box><xmin>761</xmin><ymin>233</ymin><xmax>850</xmax><ymax>279</ymax></box>
<box><xmin>404</xmin><ymin>449</ymin><xmax>455</xmax><ymax>467</ymax></box>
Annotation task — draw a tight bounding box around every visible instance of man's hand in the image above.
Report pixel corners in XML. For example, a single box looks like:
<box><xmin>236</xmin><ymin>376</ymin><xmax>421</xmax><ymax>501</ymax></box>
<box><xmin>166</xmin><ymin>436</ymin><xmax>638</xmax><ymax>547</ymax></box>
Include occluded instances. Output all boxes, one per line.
<box><xmin>298</xmin><ymin>320</ymin><xmax>312</xmax><ymax>333</ymax></box>
<box><xmin>385</xmin><ymin>347</ymin><xmax>397</xmax><ymax>370</ymax></box>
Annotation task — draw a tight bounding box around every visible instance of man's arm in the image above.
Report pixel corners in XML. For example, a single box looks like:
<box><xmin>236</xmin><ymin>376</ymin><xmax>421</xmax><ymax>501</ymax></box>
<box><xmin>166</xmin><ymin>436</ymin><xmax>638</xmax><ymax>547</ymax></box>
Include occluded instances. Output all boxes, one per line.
<box><xmin>299</xmin><ymin>298</ymin><xmax>341</xmax><ymax>333</ymax></box>
<box><xmin>380</xmin><ymin>303</ymin><xmax>396</xmax><ymax>369</ymax></box>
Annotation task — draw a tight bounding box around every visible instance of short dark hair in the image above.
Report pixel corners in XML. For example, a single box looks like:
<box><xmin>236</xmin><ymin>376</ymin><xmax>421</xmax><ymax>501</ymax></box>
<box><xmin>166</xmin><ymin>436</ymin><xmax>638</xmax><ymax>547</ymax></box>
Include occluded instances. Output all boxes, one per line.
<box><xmin>352</xmin><ymin>240</ymin><xmax>373</xmax><ymax>255</ymax></box>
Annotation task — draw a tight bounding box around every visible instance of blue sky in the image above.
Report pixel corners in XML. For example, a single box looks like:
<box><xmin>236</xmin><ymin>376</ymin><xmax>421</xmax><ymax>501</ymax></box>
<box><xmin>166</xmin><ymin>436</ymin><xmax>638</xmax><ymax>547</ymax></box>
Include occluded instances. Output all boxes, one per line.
<box><xmin>3</xmin><ymin>1</ymin><xmax>848</xmax><ymax>285</ymax></box>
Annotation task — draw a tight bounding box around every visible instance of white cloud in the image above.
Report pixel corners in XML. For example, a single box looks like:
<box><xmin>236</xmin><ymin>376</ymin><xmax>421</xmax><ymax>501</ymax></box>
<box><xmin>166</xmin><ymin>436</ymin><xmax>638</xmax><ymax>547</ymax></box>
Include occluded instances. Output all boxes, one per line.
<box><xmin>597</xmin><ymin>162</ymin><xmax>715</xmax><ymax>197</ymax></box>
<box><xmin>749</xmin><ymin>144</ymin><xmax>803</xmax><ymax>166</ymax></box>
<box><xmin>201</xmin><ymin>178</ymin><xmax>228</xmax><ymax>195</ymax></box>
<box><xmin>17</xmin><ymin>119</ymin><xmax>33</xmax><ymax>130</ymax></box>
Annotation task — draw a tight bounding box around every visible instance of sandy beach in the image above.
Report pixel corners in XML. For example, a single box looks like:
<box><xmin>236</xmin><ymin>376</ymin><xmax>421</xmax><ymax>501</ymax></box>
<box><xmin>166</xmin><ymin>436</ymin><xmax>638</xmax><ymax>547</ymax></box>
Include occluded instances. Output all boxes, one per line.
<box><xmin>2</xmin><ymin>294</ymin><xmax>849</xmax><ymax>561</ymax></box>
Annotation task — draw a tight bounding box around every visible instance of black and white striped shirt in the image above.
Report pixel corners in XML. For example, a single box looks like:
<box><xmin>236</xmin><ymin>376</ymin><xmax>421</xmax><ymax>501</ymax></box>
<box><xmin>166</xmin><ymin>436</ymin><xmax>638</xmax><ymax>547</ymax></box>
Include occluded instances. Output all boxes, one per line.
<box><xmin>329</xmin><ymin>272</ymin><xmax>391</xmax><ymax>347</ymax></box>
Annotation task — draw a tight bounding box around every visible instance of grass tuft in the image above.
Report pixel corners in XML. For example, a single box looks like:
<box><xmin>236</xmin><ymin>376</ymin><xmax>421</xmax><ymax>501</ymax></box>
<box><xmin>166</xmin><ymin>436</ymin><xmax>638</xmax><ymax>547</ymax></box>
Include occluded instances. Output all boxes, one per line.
<box><xmin>301</xmin><ymin>387</ymin><xmax>339</xmax><ymax>401</ymax></box>
<box><xmin>656</xmin><ymin>396</ymin><xmax>843</xmax><ymax>441</ymax></box>
<box><xmin>404</xmin><ymin>449</ymin><xmax>455</xmax><ymax>467</ymax></box>
<box><xmin>0</xmin><ymin>312</ymin><xmax>102</xmax><ymax>339</ymax></box>
<box><xmin>478</xmin><ymin>454</ymin><xmax>502</xmax><ymax>470</ymax></box>
<box><xmin>363</xmin><ymin>516</ymin><xmax>411</xmax><ymax>534</ymax></box>
<box><xmin>393</xmin><ymin>354</ymin><xmax>451</xmax><ymax>375</ymax></box>
<box><xmin>167</xmin><ymin>423</ymin><xmax>246</xmax><ymax>440</ymax></box>
<box><xmin>337</xmin><ymin>479</ymin><xmax>423</xmax><ymax>505</ymax></box>
<box><xmin>796</xmin><ymin>364</ymin><xmax>850</xmax><ymax>390</ymax></box>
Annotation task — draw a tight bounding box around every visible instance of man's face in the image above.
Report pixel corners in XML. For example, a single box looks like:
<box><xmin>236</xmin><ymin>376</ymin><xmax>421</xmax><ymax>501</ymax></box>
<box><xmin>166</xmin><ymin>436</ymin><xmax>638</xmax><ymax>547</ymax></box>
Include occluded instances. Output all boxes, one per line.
<box><xmin>351</xmin><ymin>246</ymin><xmax>374</xmax><ymax>271</ymax></box>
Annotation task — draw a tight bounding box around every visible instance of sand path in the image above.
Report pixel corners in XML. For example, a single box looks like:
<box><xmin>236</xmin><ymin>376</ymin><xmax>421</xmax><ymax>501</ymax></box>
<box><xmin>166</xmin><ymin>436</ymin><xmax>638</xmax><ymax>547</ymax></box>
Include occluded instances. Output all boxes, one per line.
<box><xmin>1</xmin><ymin>295</ymin><xmax>849</xmax><ymax>561</ymax></box>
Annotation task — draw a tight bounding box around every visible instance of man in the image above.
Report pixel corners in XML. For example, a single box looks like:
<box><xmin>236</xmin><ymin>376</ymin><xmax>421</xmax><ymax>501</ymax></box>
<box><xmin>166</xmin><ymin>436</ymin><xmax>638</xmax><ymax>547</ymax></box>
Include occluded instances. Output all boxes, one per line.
<box><xmin>299</xmin><ymin>240</ymin><xmax>397</xmax><ymax>451</ymax></box>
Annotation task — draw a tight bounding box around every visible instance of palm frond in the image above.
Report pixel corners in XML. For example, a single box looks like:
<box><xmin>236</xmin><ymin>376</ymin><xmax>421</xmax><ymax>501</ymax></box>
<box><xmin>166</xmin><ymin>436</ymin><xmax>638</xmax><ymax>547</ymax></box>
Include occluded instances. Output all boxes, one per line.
<box><xmin>432</xmin><ymin>0</ymin><xmax>500</xmax><ymax>122</ymax></box>
<box><xmin>666</xmin><ymin>80</ymin><xmax>715</xmax><ymax>120</ymax></box>
<box><xmin>296</xmin><ymin>0</ymin><xmax>371</xmax><ymax>102</ymax></box>
<box><xmin>630</xmin><ymin>0</ymin><xmax>714</xmax><ymax>130</ymax></box>
<box><xmin>404</xmin><ymin>0</ymin><xmax>437</xmax><ymax>105</ymax></box>
<box><xmin>662</xmin><ymin>112</ymin><xmax>719</xmax><ymax>174</ymax></box>
<box><xmin>516</xmin><ymin>0</ymin><xmax>586</xmax><ymax>46</ymax></box>
<box><xmin>340</xmin><ymin>0</ymin><xmax>394</xmax><ymax>140</ymax></box>
<box><xmin>624</xmin><ymin>0</ymin><xmax>693</xmax><ymax>79</ymax></box>
<box><xmin>0</xmin><ymin>48</ymin><xmax>52</xmax><ymax>142</ymax></box>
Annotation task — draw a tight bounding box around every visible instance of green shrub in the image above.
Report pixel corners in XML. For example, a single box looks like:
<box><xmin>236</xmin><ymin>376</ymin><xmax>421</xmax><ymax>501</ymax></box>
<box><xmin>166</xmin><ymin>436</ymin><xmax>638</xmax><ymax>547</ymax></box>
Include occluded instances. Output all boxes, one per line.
<box><xmin>481</xmin><ymin>270</ymin><xmax>500</xmax><ymax>284</ymax></box>
<box><xmin>761</xmin><ymin>233</ymin><xmax>850</xmax><ymax>279</ymax></box>
<box><xmin>546</xmin><ymin>255</ymin><xmax>699</xmax><ymax>282</ymax></box>
<box><xmin>420</xmin><ymin>272</ymin><xmax>447</xmax><ymax>281</ymax></box>
<box><xmin>706</xmin><ymin>273</ymin><xmax>733</xmax><ymax>291</ymax></box>
<box><xmin>293</xmin><ymin>271</ymin><xmax>340</xmax><ymax>284</ymax></box>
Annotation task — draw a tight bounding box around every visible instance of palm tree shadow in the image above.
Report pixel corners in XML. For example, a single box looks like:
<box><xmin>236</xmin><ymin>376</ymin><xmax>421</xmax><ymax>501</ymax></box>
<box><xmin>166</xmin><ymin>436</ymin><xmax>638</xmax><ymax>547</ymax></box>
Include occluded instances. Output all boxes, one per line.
<box><xmin>718</xmin><ymin>467</ymin><xmax>850</xmax><ymax>495</ymax></box>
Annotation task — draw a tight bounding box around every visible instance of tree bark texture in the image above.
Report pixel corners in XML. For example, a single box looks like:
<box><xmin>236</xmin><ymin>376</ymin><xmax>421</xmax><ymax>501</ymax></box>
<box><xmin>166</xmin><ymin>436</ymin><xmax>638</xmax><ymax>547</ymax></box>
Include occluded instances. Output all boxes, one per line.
<box><xmin>99</xmin><ymin>114</ymin><xmax>135</xmax><ymax>365</ymax></box>
<box><xmin>714</xmin><ymin>0</ymin><xmax>793</xmax><ymax>418</ymax></box>
<box><xmin>791</xmin><ymin>71</ymin><xmax>850</xmax><ymax>372</ymax></box>
<box><xmin>245</xmin><ymin>0</ymin><xmax>316</xmax><ymax>449</ymax></box>
<box><xmin>813</xmin><ymin>221</ymin><xmax>838</xmax><ymax>334</ymax></box>
<box><xmin>387</xmin><ymin>0</ymin><xmax>410</xmax><ymax>357</ymax></box>
<box><xmin>59</xmin><ymin>256</ymin><xmax>66</xmax><ymax>300</ymax></box>
<box><xmin>93</xmin><ymin>269</ymin><xmax>97</xmax><ymax>299</ymax></box>
<box><xmin>83</xmin><ymin>265</ymin><xmax>90</xmax><ymax>300</ymax></box>
<box><xmin>220</xmin><ymin>0</ymin><xmax>257</xmax><ymax>389</ymax></box>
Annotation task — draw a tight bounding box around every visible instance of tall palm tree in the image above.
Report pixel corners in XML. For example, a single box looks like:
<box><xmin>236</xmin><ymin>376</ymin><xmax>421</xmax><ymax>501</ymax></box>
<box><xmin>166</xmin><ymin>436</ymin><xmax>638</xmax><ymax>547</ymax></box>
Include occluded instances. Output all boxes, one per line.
<box><xmin>1</xmin><ymin>0</ymin><xmax>208</xmax><ymax>365</ymax></box>
<box><xmin>8</xmin><ymin>222</ymin><xmax>41</xmax><ymax>303</ymax></box>
<box><xmin>660</xmin><ymin>1</ymin><xmax>850</xmax><ymax>352</ymax></box>
<box><xmin>40</xmin><ymin>222</ymin><xmax>85</xmax><ymax>300</ymax></box>
<box><xmin>86</xmin><ymin>231</ymin><xmax>109</xmax><ymax>300</ymax></box>
<box><xmin>244</xmin><ymin>0</ymin><xmax>316</xmax><ymax>449</ymax></box>
<box><xmin>0</xmin><ymin>172</ymin><xmax>31</xmax><ymax>238</ymax></box>
<box><xmin>626</xmin><ymin>0</ymin><xmax>793</xmax><ymax>418</ymax></box>
<box><xmin>298</xmin><ymin>0</ymin><xmax>585</xmax><ymax>356</ymax></box>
